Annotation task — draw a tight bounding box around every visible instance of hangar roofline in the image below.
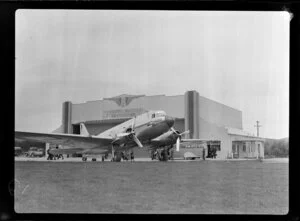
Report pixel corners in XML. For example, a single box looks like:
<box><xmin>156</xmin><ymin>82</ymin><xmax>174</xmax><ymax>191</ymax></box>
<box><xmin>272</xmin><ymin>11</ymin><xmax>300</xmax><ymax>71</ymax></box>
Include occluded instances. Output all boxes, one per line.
<box><xmin>67</xmin><ymin>91</ymin><xmax>241</xmax><ymax>113</ymax></box>
<box><xmin>198</xmin><ymin>95</ymin><xmax>242</xmax><ymax>113</ymax></box>
<box><xmin>70</xmin><ymin>94</ymin><xmax>184</xmax><ymax>105</ymax></box>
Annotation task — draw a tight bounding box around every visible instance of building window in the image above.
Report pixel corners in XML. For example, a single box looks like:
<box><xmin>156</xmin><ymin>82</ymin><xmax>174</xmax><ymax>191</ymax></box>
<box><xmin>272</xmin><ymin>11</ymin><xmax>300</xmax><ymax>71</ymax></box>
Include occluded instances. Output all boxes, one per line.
<box><xmin>232</xmin><ymin>144</ymin><xmax>237</xmax><ymax>153</ymax></box>
<box><xmin>243</xmin><ymin>144</ymin><xmax>246</xmax><ymax>152</ymax></box>
<box><xmin>152</xmin><ymin>114</ymin><xmax>155</xmax><ymax>118</ymax></box>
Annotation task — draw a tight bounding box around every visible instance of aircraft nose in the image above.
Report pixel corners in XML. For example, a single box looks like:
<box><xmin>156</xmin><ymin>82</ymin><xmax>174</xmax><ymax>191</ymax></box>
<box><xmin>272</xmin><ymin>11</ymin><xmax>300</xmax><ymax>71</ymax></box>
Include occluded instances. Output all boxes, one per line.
<box><xmin>165</xmin><ymin>116</ymin><xmax>174</xmax><ymax>127</ymax></box>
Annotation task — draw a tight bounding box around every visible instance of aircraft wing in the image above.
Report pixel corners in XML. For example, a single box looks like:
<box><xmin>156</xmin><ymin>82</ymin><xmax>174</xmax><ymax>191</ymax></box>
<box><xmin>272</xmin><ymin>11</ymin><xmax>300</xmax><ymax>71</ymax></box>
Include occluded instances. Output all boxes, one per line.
<box><xmin>15</xmin><ymin>131</ymin><xmax>113</xmax><ymax>150</ymax></box>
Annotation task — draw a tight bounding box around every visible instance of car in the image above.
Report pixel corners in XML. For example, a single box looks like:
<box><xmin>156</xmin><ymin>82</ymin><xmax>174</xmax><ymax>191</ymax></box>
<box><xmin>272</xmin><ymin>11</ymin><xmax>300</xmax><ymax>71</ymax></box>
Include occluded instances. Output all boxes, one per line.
<box><xmin>26</xmin><ymin>147</ymin><xmax>45</xmax><ymax>157</ymax></box>
<box><xmin>15</xmin><ymin>147</ymin><xmax>23</xmax><ymax>156</ymax></box>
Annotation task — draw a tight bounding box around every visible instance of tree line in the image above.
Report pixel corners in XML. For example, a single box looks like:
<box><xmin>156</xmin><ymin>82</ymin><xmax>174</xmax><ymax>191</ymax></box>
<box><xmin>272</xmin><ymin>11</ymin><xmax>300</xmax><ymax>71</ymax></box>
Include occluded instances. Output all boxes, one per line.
<box><xmin>264</xmin><ymin>137</ymin><xmax>289</xmax><ymax>158</ymax></box>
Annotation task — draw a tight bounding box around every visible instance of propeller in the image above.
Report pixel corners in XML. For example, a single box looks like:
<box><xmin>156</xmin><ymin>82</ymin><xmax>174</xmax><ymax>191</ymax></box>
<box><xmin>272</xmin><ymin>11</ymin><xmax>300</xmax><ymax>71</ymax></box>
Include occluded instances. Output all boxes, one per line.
<box><xmin>170</xmin><ymin>128</ymin><xmax>190</xmax><ymax>152</ymax></box>
<box><xmin>176</xmin><ymin>137</ymin><xmax>180</xmax><ymax>152</ymax></box>
<box><xmin>113</xmin><ymin>115</ymin><xmax>143</xmax><ymax>148</ymax></box>
<box><xmin>130</xmin><ymin>116</ymin><xmax>143</xmax><ymax>148</ymax></box>
<box><xmin>131</xmin><ymin>116</ymin><xmax>136</xmax><ymax>131</ymax></box>
<box><xmin>133</xmin><ymin>134</ymin><xmax>143</xmax><ymax>148</ymax></box>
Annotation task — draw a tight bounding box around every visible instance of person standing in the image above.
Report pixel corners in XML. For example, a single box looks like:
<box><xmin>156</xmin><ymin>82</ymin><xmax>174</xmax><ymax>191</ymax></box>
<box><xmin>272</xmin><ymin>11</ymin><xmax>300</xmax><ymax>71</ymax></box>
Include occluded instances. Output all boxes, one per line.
<box><xmin>130</xmin><ymin>150</ymin><xmax>134</xmax><ymax>162</ymax></box>
<box><xmin>47</xmin><ymin>148</ymin><xmax>51</xmax><ymax>160</ymax></box>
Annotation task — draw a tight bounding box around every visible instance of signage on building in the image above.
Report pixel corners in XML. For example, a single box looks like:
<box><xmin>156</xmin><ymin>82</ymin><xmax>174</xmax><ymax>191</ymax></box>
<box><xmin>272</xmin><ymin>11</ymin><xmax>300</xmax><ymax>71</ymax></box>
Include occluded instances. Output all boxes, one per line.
<box><xmin>102</xmin><ymin>108</ymin><xmax>147</xmax><ymax>119</ymax></box>
<box><xmin>181</xmin><ymin>143</ymin><xmax>206</xmax><ymax>149</ymax></box>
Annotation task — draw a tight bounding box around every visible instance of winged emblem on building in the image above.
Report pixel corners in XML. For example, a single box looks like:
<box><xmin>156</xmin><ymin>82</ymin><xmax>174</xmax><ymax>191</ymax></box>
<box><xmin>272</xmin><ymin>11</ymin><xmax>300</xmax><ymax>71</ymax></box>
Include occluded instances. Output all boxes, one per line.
<box><xmin>104</xmin><ymin>94</ymin><xmax>145</xmax><ymax>107</ymax></box>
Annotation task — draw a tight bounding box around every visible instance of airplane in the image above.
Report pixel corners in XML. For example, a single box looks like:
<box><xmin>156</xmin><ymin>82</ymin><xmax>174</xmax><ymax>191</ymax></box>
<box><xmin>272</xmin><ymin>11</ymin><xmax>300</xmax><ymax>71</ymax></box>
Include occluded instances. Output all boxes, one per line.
<box><xmin>15</xmin><ymin>110</ymin><xmax>175</xmax><ymax>162</ymax></box>
<box><xmin>145</xmin><ymin>128</ymin><xmax>220</xmax><ymax>161</ymax></box>
<box><xmin>145</xmin><ymin>128</ymin><xmax>189</xmax><ymax>161</ymax></box>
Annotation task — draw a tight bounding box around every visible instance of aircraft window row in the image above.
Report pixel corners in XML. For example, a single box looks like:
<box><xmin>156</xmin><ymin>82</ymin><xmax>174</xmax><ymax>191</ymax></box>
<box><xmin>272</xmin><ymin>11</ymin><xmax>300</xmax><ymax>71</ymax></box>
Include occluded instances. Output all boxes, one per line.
<box><xmin>151</xmin><ymin>112</ymin><xmax>166</xmax><ymax>119</ymax></box>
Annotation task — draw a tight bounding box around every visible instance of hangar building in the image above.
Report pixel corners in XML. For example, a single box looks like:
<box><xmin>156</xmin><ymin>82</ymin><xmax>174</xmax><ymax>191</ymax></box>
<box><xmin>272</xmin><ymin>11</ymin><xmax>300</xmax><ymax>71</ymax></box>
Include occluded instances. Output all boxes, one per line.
<box><xmin>53</xmin><ymin>90</ymin><xmax>264</xmax><ymax>159</ymax></box>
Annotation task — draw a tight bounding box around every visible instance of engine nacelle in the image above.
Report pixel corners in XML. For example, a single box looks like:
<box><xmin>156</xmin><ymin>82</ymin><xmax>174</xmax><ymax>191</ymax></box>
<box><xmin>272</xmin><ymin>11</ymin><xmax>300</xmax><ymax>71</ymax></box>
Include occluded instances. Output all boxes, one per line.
<box><xmin>113</xmin><ymin>131</ymin><xmax>135</xmax><ymax>145</ymax></box>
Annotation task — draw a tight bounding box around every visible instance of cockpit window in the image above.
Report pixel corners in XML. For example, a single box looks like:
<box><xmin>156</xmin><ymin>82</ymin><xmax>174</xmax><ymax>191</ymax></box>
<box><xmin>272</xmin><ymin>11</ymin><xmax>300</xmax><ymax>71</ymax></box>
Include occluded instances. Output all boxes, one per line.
<box><xmin>154</xmin><ymin>111</ymin><xmax>166</xmax><ymax>118</ymax></box>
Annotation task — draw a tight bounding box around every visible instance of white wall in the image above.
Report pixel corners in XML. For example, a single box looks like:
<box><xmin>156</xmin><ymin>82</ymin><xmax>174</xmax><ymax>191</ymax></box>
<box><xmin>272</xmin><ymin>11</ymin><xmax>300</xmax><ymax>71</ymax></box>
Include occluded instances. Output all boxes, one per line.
<box><xmin>198</xmin><ymin>95</ymin><xmax>243</xmax><ymax>129</ymax></box>
<box><xmin>198</xmin><ymin>117</ymin><xmax>231</xmax><ymax>159</ymax></box>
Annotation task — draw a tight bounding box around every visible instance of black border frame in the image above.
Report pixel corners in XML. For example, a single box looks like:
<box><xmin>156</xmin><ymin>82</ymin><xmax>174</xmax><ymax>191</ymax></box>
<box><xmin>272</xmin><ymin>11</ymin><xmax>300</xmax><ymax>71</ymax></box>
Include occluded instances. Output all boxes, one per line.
<box><xmin>1</xmin><ymin>1</ymin><xmax>299</xmax><ymax>220</ymax></box>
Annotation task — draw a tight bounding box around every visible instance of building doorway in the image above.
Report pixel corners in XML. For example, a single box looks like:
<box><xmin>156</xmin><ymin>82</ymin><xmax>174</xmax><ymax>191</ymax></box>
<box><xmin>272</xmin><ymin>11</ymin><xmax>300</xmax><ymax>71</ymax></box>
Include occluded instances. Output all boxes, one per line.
<box><xmin>232</xmin><ymin>142</ymin><xmax>239</xmax><ymax>158</ymax></box>
<box><xmin>207</xmin><ymin>141</ymin><xmax>221</xmax><ymax>158</ymax></box>
<box><xmin>72</xmin><ymin>124</ymin><xmax>80</xmax><ymax>134</ymax></box>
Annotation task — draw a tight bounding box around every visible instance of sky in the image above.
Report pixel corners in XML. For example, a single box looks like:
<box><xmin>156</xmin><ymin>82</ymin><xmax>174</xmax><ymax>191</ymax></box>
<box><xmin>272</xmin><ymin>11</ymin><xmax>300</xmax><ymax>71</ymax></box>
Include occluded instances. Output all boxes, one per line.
<box><xmin>15</xmin><ymin>10</ymin><xmax>289</xmax><ymax>139</ymax></box>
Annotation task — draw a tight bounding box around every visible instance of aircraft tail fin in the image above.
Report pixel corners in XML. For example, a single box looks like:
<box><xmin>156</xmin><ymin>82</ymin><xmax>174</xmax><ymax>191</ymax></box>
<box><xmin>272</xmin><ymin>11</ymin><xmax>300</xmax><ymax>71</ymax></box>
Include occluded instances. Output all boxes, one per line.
<box><xmin>80</xmin><ymin>123</ymin><xmax>90</xmax><ymax>136</ymax></box>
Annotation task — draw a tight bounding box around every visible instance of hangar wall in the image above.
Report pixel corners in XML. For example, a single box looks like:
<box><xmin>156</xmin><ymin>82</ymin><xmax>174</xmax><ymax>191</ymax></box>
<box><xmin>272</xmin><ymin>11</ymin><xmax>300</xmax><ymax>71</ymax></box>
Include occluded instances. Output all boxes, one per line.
<box><xmin>173</xmin><ymin>118</ymin><xmax>185</xmax><ymax>134</ymax></box>
<box><xmin>57</xmin><ymin>91</ymin><xmax>265</xmax><ymax>159</ymax></box>
<box><xmin>198</xmin><ymin>117</ymin><xmax>231</xmax><ymax>159</ymax></box>
<box><xmin>60</xmin><ymin>91</ymin><xmax>243</xmax><ymax>158</ymax></box>
<box><xmin>198</xmin><ymin>95</ymin><xmax>243</xmax><ymax>130</ymax></box>
<box><xmin>85</xmin><ymin>122</ymin><xmax>124</xmax><ymax>136</ymax></box>
<box><xmin>67</xmin><ymin>92</ymin><xmax>242</xmax><ymax>132</ymax></box>
<box><xmin>71</xmin><ymin>95</ymin><xmax>185</xmax><ymax>125</ymax></box>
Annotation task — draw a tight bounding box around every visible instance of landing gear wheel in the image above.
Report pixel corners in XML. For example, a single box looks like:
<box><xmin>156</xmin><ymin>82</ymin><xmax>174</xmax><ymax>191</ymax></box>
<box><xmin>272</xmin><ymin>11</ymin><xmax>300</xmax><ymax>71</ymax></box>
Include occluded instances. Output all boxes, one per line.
<box><xmin>82</xmin><ymin>157</ymin><xmax>87</xmax><ymax>161</ymax></box>
<box><xmin>92</xmin><ymin>158</ymin><xmax>96</xmax><ymax>161</ymax></box>
<box><xmin>114</xmin><ymin>152</ymin><xmax>122</xmax><ymax>162</ymax></box>
<box><xmin>151</xmin><ymin>150</ymin><xmax>155</xmax><ymax>160</ymax></box>
<box><xmin>162</xmin><ymin>149</ymin><xmax>168</xmax><ymax>161</ymax></box>
<box><xmin>158</xmin><ymin>149</ymin><xmax>168</xmax><ymax>161</ymax></box>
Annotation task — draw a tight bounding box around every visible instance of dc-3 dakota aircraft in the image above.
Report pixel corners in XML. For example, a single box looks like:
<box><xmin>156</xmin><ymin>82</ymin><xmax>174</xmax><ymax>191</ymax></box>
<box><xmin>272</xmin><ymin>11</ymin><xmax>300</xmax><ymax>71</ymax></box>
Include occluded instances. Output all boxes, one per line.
<box><xmin>15</xmin><ymin>110</ymin><xmax>192</xmax><ymax>162</ymax></box>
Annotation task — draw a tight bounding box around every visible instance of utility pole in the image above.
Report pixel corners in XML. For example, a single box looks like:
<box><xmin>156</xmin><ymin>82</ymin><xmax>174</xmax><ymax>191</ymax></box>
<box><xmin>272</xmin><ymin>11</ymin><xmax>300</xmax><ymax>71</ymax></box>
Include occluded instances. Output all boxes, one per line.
<box><xmin>254</xmin><ymin>121</ymin><xmax>262</xmax><ymax>137</ymax></box>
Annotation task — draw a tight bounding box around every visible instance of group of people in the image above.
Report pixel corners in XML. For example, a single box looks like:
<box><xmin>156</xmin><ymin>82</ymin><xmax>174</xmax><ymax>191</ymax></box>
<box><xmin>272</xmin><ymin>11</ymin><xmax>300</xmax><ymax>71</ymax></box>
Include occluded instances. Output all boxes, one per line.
<box><xmin>46</xmin><ymin>148</ymin><xmax>64</xmax><ymax>160</ymax></box>
<box><xmin>207</xmin><ymin>145</ymin><xmax>217</xmax><ymax>158</ymax></box>
<box><xmin>46</xmin><ymin>148</ymin><xmax>135</xmax><ymax>162</ymax></box>
<box><xmin>121</xmin><ymin>150</ymin><xmax>135</xmax><ymax>162</ymax></box>
<box><xmin>151</xmin><ymin>148</ymin><xmax>174</xmax><ymax>161</ymax></box>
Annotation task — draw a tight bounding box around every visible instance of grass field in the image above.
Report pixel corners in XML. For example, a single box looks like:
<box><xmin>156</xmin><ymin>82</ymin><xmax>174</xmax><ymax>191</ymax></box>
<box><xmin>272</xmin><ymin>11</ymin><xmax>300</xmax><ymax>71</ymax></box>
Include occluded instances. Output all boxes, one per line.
<box><xmin>14</xmin><ymin>160</ymin><xmax>288</xmax><ymax>214</ymax></box>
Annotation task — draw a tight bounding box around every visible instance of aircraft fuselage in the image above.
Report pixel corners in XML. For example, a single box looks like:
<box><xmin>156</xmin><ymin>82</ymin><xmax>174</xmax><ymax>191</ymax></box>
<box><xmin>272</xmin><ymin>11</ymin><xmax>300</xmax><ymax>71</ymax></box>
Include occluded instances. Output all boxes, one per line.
<box><xmin>113</xmin><ymin>116</ymin><xmax>174</xmax><ymax>151</ymax></box>
<box><xmin>148</xmin><ymin>130</ymin><xmax>179</xmax><ymax>150</ymax></box>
